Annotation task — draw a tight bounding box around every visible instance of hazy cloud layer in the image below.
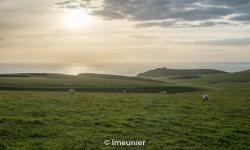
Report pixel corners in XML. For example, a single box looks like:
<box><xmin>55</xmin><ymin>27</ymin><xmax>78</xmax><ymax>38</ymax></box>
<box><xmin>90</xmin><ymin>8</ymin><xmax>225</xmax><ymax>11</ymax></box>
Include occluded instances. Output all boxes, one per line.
<box><xmin>55</xmin><ymin>0</ymin><xmax>100</xmax><ymax>9</ymax></box>
<box><xmin>135</xmin><ymin>21</ymin><xmax>232</xmax><ymax>28</ymax></box>
<box><xmin>130</xmin><ymin>35</ymin><xmax>159</xmax><ymax>40</ymax></box>
<box><xmin>231</xmin><ymin>15</ymin><xmax>250</xmax><ymax>21</ymax></box>
<box><xmin>188</xmin><ymin>37</ymin><xmax>250</xmax><ymax>46</ymax></box>
<box><xmin>56</xmin><ymin>0</ymin><xmax>250</xmax><ymax>28</ymax></box>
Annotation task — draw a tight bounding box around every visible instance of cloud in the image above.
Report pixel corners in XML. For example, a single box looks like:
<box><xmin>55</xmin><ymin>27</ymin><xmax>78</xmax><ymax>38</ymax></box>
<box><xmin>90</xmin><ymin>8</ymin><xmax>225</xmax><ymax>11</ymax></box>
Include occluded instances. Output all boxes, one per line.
<box><xmin>56</xmin><ymin>0</ymin><xmax>250</xmax><ymax>28</ymax></box>
<box><xmin>135</xmin><ymin>21</ymin><xmax>176</xmax><ymax>28</ymax></box>
<box><xmin>55</xmin><ymin>0</ymin><xmax>97</xmax><ymax>9</ymax></box>
<box><xmin>130</xmin><ymin>35</ymin><xmax>159</xmax><ymax>40</ymax></box>
<box><xmin>231</xmin><ymin>15</ymin><xmax>250</xmax><ymax>21</ymax></box>
<box><xmin>92</xmin><ymin>10</ymin><xmax>125</xmax><ymax>20</ymax></box>
<box><xmin>187</xmin><ymin>37</ymin><xmax>250</xmax><ymax>46</ymax></box>
<box><xmin>0</xmin><ymin>38</ymin><xmax>5</xmax><ymax>48</ymax></box>
<box><xmin>96</xmin><ymin>0</ymin><xmax>234</xmax><ymax>21</ymax></box>
<box><xmin>204</xmin><ymin>0</ymin><xmax>250</xmax><ymax>6</ymax></box>
<box><xmin>135</xmin><ymin>21</ymin><xmax>232</xmax><ymax>28</ymax></box>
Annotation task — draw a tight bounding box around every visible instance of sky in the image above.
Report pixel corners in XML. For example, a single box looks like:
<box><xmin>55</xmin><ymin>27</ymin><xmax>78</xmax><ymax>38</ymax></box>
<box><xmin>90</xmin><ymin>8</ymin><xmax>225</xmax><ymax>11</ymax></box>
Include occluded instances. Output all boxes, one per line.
<box><xmin>0</xmin><ymin>0</ymin><xmax>250</xmax><ymax>75</ymax></box>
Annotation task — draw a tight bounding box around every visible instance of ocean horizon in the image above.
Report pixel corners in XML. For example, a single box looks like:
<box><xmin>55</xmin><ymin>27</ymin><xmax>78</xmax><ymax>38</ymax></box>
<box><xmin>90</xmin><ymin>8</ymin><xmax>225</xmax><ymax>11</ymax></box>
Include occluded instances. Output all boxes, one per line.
<box><xmin>0</xmin><ymin>62</ymin><xmax>250</xmax><ymax>76</ymax></box>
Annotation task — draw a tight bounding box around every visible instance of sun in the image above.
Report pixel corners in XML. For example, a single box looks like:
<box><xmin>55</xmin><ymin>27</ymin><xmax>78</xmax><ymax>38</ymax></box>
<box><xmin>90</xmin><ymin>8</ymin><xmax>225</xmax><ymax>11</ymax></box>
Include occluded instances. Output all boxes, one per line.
<box><xmin>64</xmin><ymin>9</ymin><xmax>91</xmax><ymax>29</ymax></box>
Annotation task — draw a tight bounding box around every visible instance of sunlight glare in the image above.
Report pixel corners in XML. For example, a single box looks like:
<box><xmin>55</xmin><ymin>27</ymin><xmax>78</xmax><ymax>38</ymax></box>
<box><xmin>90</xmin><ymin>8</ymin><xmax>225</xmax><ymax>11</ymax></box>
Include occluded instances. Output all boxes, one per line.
<box><xmin>65</xmin><ymin>9</ymin><xmax>91</xmax><ymax>29</ymax></box>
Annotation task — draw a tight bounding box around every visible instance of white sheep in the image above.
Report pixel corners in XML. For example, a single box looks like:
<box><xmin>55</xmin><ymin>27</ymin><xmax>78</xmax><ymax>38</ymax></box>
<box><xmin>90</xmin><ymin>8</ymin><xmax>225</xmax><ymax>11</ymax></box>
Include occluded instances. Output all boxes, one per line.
<box><xmin>69</xmin><ymin>89</ymin><xmax>75</xmax><ymax>94</ymax></box>
<box><xmin>202</xmin><ymin>94</ymin><xmax>209</xmax><ymax>101</ymax></box>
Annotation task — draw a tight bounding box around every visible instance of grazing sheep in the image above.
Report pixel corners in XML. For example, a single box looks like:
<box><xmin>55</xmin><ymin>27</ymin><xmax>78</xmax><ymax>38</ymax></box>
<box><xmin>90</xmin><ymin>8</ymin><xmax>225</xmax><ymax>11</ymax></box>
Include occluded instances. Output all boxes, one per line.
<box><xmin>159</xmin><ymin>91</ymin><xmax>167</xmax><ymax>94</ymax></box>
<box><xmin>69</xmin><ymin>89</ymin><xmax>75</xmax><ymax>94</ymax></box>
<box><xmin>202</xmin><ymin>94</ymin><xmax>209</xmax><ymax>101</ymax></box>
<box><xmin>123</xmin><ymin>90</ymin><xmax>127</xmax><ymax>93</ymax></box>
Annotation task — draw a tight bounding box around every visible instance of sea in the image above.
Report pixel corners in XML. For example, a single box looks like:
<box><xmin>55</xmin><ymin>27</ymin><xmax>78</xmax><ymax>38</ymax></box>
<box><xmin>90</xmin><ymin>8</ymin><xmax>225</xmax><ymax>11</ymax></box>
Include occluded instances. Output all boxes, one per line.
<box><xmin>0</xmin><ymin>62</ymin><xmax>250</xmax><ymax>76</ymax></box>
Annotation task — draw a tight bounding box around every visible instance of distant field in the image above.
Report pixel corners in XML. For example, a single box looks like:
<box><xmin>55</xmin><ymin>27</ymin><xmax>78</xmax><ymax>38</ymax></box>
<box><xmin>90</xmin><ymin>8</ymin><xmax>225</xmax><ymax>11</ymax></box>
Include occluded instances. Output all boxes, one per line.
<box><xmin>0</xmin><ymin>74</ymin><xmax>201</xmax><ymax>93</ymax></box>
<box><xmin>0</xmin><ymin>71</ymin><xmax>250</xmax><ymax>149</ymax></box>
<box><xmin>138</xmin><ymin>68</ymin><xmax>226</xmax><ymax>77</ymax></box>
<box><xmin>142</xmin><ymin>70</ymin><xmax>250</xmax><ymax>88</ymax></box>
<box><xmin>0</xmin><ymin>88</ymin><xmax>249</xmax><ymax>150</ymax></box>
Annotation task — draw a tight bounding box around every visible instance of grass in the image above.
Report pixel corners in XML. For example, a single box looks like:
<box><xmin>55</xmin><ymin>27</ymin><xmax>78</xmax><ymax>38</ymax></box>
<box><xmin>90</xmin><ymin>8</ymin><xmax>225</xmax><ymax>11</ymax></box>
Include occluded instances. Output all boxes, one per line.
<box><xmin>0</xmin><ymin>74</ymin><xmax>166</xmax><ymax>88</ymax></box>
<box><xmin>0</xmin><ymin>72</ymin><xmax>250</xmax><ymax>149</ymax></box>
<box><xmin>0</xmin><ymin>88</ymin><xmax>249</xmax><ymax>150</ymax></box>
<box><xmin>138</xmin><ymin>68</ymin><xmax>226</xmax><ymax>77</ymax></box>
<box><xmin>0</xmin><ymin>74</ymin><xmax>201</xmax><ymax>93</ymax></box>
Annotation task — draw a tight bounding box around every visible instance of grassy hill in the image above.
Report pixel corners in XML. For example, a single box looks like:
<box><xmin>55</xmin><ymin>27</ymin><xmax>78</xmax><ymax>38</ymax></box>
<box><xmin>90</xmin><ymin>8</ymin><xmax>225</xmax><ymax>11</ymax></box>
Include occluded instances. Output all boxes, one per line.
<box><xmin>175</xmin><ymin>70</ymin><xmax>250</xmax><ymax>85</ymax></box>
<box><xmin>0</xmin><ymin>86</ymin><xmax>249</xmax><ymax>150</ymax></box>
<box><xmin>0</xmin><ymin>73</ymin><xmax>71</xmax><ymax>78</ymax></box>
<box><xmin>206</xmin><ymin>70</ymin><xmax>250</xmax><ymax>83</ymax></box>
<box><xmin>0</xmin><ymin>73</ymin><xmax>201</xmax><ymax>93</ymax></box>
<box><xmin>136</xmin><ymin>68</ymin><xmax>250</xmax><ymax>91</ymax></box>
<box><xmin>144</xmin><ymin>69</ymin><xmax>250</xmax><ymax>92</ymax></box>
<box><xmin>78</xmin><ymin>73</ymin><xmax>165</xmax><ymax>83</ymax></box>
<box><xmin>138</xmin><ymin>67</ymin><xmax>226</xmax><ymax>78</ymax></box>
<box><xmin>0</xmin><ymin>70</ymin><xmax>249</xmax><ymax>149</ymax></box>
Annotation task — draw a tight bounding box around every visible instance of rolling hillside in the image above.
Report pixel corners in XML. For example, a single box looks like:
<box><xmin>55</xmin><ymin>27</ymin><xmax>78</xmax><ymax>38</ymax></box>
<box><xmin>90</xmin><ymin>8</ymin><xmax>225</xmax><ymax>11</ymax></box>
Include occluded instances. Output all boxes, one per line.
<box><xmin>194</xmin><ymin>70</ymin><xmax>250</xmax><ymax>84</ymax></box>
<box><xmin>0</xmin><ymin>73</ymin><xmax>201</xmax><ymax>93</ymax></box>
<box><xmin>0</xmin><ymin>70</ymin><xmax>250</xmax><ymax>150</ymax></box>
<box><xmin>138</xmin><ymin>67</ymin><xmax>227</xmax><ymax>78</ymax></box>
<box><xmin>145</xmin><ymin>69</ymin><xmax>250</xmax><ymax>90</ymax></box>
<box><xmin>78</xmin><ymin>73</ymin><xmax>165</xmax><ymax>83</ymax></box>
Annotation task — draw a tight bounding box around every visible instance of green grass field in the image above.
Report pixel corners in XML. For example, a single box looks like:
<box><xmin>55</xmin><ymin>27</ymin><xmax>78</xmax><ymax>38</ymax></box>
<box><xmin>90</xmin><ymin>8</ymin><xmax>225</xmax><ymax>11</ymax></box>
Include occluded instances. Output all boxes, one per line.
<box><xmin>0</xmin><ymin>74</ymin><xmax>200</xmax><ymax>93</ymax></box>
<box><xmin>0</xmin><ymin>72</ymin><xmax>250</xmax><ymax>149</ymax></box>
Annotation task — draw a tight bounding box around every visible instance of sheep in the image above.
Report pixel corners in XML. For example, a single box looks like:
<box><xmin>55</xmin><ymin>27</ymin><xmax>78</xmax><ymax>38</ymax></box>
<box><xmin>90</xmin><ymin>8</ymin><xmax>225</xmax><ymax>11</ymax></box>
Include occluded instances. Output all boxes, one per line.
<box><xmin>69</xmin><ymin>89</ymin><xmax>75</xmax><ymax>94</ymax></box>
<box><xmin>202</xmin><ymin>94</ymin><xmax>209</xmax><ymax>101</ymax></box>
<box><xmin>159</xmin><ymin>91</ymin><xmax>167</xmax><ymax>94</ymax></box>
